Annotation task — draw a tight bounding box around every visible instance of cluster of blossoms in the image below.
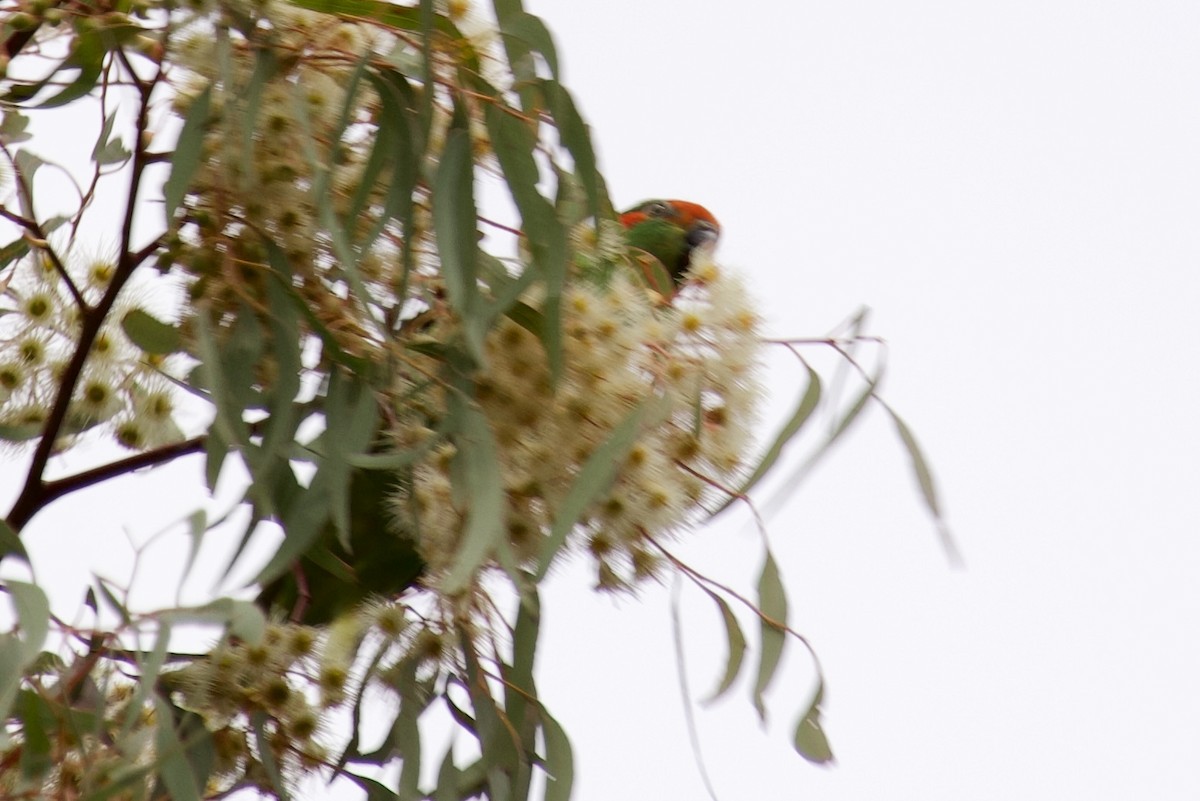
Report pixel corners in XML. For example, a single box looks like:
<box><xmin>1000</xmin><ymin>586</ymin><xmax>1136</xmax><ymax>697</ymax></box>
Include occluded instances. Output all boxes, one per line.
<box><xmin>165</xmin><ymin>0</ymin><xmax>501</xmax><ymax>363</ymax></box>
<box><xmin>0</xmin><ymin>247</ymin><xmax>184</xmax><ymax>450</ymax></box>
<box><xmin>162</xmin><ymin>604</ymin><xmax>454</xmax><ymax>797</ymax></box>
<box><xmin>0</xmin><ymin>604</ymin><xmax>444</xmax><ymax>800</ymax></box>
<box><xmin>393</xmin><ymin>246</ymin><xmax>764</xmax><ymax>591</ymax></box>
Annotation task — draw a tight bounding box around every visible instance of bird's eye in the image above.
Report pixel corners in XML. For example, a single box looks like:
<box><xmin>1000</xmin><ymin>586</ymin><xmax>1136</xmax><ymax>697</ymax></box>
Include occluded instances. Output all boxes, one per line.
<box><xmin>646</xmin><ymin>201</ymin><xmax>672</xmax><ymax>218</ymax></box>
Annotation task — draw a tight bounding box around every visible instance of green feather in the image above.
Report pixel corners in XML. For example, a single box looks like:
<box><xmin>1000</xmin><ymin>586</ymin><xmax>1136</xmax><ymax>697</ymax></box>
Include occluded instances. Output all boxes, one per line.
<box><xmin>624</xmin><ymin>217</ymin><xmax>690</xmax><ymax>283</ymax></box>
<box><xmin>256</xmin><ymin>464</ymin><xmax>425</xmax><ymax>625</ymax></box>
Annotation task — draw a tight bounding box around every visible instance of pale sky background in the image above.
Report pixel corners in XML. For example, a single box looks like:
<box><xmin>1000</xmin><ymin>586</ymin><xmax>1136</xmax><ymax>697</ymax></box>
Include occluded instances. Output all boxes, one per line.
<box><xmin>3</xmin><ymin>1</ymin><xmax>1200</xmax><ymax>800</ymax></box>
<box><xmin>522</xmin><ymin>1</ymin><xmax>1200</xmax><ymax>799</ymax></box>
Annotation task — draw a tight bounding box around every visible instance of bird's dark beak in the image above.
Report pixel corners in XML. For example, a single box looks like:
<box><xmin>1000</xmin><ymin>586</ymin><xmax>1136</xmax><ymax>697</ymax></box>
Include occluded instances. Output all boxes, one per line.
<box><xmin>686</xmin><ymin>221</ymin><xmax>720</xmax><ymax>251</ymax></box>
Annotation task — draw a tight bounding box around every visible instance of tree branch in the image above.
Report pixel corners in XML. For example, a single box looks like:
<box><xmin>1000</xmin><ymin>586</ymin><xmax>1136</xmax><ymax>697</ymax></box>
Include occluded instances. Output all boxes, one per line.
<box><xmin>6</xmin><ymin>49</ymin><xmax>167</xmax><ymax>533</ymax></box>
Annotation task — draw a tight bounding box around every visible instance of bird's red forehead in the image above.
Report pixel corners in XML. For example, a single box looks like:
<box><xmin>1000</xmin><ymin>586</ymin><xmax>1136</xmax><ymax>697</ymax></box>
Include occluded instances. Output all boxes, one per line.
<box><xmin>667</xmin><ymin>200</ymin><xmax>719</xmax><ymax>229</ymax></box>
<box><xmin>619</xmin><ymin>200</ymin><xmax>720</xmax><ymax>230</ymax></box>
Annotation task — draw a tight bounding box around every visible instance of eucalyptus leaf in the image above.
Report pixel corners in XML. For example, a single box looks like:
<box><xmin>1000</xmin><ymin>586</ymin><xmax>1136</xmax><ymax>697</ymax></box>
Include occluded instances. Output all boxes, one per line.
<box><xmin>0</xmin><ymin>520</ymin><xmax>29</xmax><ymax>564</ymax></box>
<box><xmin>536</xmin><ymin>397</ymin><xmax>667</xmax><ymax>579</ymax></box>
<box><xmin>152</xmin><ymin>697</ymin><xmax>204</xmax><ymax>801</ymax></box>
<box><xmin>5</xmin><ymin>580</ymin><xmax>49</xmax><ymax>663</ymax></box>
<box><xmin>432</xmin><ymin>125</ymin><xmax>485</xmax><ymax>365</ymax></box>
<box><xmin>792</xmin><ymin>681</ymin><xmax>835</xmax><ymax>765</ymax></box>
<box><xmin>92</xmin><ymin>110</ymin><xmax>131</xmax><ymax>166</ymax></box>
<box><xmin>752</xmin><ymin>550</ymin><xmax>788</xmax><ymax>722</ymax></box>
<box><xmin>540</xmin><ymin>705</ymin><xmax>575</xmax><ymax>801</ymax></box>
<box><xmin>121</xmin><ymin>309</ymin><xmax>181</xmax><ymax>354</ymax></box>
<box><xmin>886</xmin><ymin>405</ymin><xmax>961</xmax><ymax>563</ymax></box>
<box><xmin>699</xmin><ymin>587</ymin><xmax>747</xmax><ymax>704</ymax></box>
<box><xmin>164</xmin><ymin>85</ymin><xmax>211</xmax><ymax>230</ymax></box>
<box><xmin>713</xmin><ymin>363</ymin><xmax>821</xmax><ymax>517</ymax></box>
<box><xmin>439</xmin><ymin>402</ymin><xmax>506</xmax><ymax>594</ymax></box>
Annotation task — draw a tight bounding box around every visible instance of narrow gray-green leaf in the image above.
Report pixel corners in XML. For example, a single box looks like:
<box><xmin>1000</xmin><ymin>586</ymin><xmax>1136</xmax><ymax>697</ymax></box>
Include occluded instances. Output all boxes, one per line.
<box><xmin>153</xmin><ymin>697</ymin><xmax>203</xmax><ymax>801</ymax></box>
<box><xmin>175</xmin><ymin>510</ymin><xmax>207</xmax><ymax>605</ymax></box>
<box><xmin>92</xmin><ymin>110</ymin><xmax>131</xmax><ymax>166</ymax></box>
<box><xmin>0</xmin><ymin>520</ymin><xmax>28</xmax><ymax>563</ymax></box>
<box><xmin>541</xmin><ymin>705</ymin><xmax>574</xmax><ymax>801</ymax></box>
<box><xmin>886</xmin><ymin>405</ymin><xmax>962</xmax><ymax>564</ymax></box>
<box><xmin>124</xmin><ymin>621</ymin><xmax>171</xmax><ymax>736</ymax></box>
<box><xmin>713</xmin><ymin>363</ymin><xmax>821</xmax><ymax>518</ymax></box>
<box><xmin>6</xmin><ymin>580</ymin><xmax>48</xmax><ymax>663</ymax></box>
<box><xmin>752</xmin><ymin>550</ymin><xmax>788</xmax><ymax>722</ymax></box>
<box><xmin>432</xmin><ymin>125</ymin><xmax>483</xmax><ymax>364</ymax></box>
<box><xmin>699</xmin><ymin>586</ymin><xmax>747</xmax><ymax>704</ymax></box>
<box><xmin>121</xmin><ymin>309</ymin><xmax>181</xmax><ymax>354</ymax></box>
<box><xmin>435</xmin><ymin>747</ymin><xmax>460</xmax><ymax>801</ymax></box>
<box><xmin>543</xmin><ymin>81</ymin><xmax>609</xmax><ymax>220</ymax></box>
<box><xmin>763</xmin><ymin>368</ymin><xmax>877</xmax><ymax>520</ymax></box>
<box><xmin>536</xmin><ymin>397</ymin><xmax>666</xmax><ymax>579</ymax></box>
<box><xmin>497</xmin><ymin>11</ymin><xmax>558</xmax><ymax>80</ymax></box>
<box><xmin>164</xmin><ymin>85</ymin><xmax>211</xmax><ymax>230</ymax></box>
<box><xmin>438</xmin><ymin>403</ymin><xmax>506</xmax><ymax>594</ymax></box>
<box><xmin>13</xmin><ymin>149</ymin><xmax>44</xmax><ymax>220</ymax></box>
<box><xmin>252</xmin><ymin>712</ymin><xmax>290</xmax><ymax>800</ymax></box>
<box><xmin>793</xmin><ymin>681</ymin><xmax>835</xmax><ymax>765</ymax></box>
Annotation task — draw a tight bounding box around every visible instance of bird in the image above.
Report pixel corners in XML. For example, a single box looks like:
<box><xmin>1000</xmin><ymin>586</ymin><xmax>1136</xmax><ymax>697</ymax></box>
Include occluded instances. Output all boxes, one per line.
<box><xmin>620</xmin><ymin>199</ymin><xmax>720</xmax><ymax>286</ymax></box>
<box><xmin>258</xmin><ymin>198</ymin><xmax>722</xmax><ymax>625</ymax></box>
<box><xmin>255</xmin><ymin>464</ymin><xmax>425</xmax><ymax>626</ymax></box>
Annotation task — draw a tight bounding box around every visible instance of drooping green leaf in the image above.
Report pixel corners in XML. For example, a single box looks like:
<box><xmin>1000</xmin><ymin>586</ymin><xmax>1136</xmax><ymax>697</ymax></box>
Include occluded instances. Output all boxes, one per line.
<box><xmin>497</xmin><ymin>9</ymin><xmax>559</xmax><ymax>80</ymax></box>
<box><xmin>762</xmin><ymin>366</ymin><xmax>878</xmax><ymax>520</ymax></box>
<box><xmin>0</xmin><ymin>109</ymin><xmax>32</xmax><ymax>144</ymax></box>
<box><xmin>792</xmin><ymin>681</ymin><xmax>835</xmax><ymax>765</ymax></box>
<box><xmin>6</xmin><ymin>580</ymin><xmax>48</xmax><ymax>663</ymax></box>
<box><xmin>158</xmin><ymin>598</ymin><xmax>266</xmax><ymax>645</ymax></box>
<box><xmin>238</xmin><ymin>47</ymin><xmax>278</xmax><ymax>192</ymax></box>
<box><xmin>435</xmin><ymin>746</ymin><xmax>461</xmax><ymax>801</ymax></box>
<box><xmin>432</xmin><ymin>124</ymin><xmax>485</xmax><ymax>364</ymax></box>
<box><xmin>439</xmin><ymin>401</ymin><xmax>506</xmax><ymax>594</ymax></box>
<box><xmin>123</xmin><ymin>620</ymin><xmax>172</xmax><ymax>735</ymax></box>
<box><xmin>35</xmin><ymin>32</ymin><xmax>104</xmax><ymax>109</ymax></box>
<box><xmin>536</xmin><ymin>396</ymin><xmax>667</xmax><ymax>579</ymax></box>
<box><xmin>544</xmin><ymin>80</ymin><xmax>610</xmax><ymax>222</ymax></box>
<box><xmin>152</xmin><ymin>697</ymin><xmax>205</xmax><ymax>801</ymax></box>
<box><xmin>252</xmin><ymin>711</ymin><xmax>291</xmax><ymax>800</ymax></box>
<box><xmin>92</xmin><ymin>110</ymin><xmax>131</xmax><ymax>166</ymax></box>
<box><xmin>285</xmin><ymin>0</ymin><xmax>467</xmax><ymax>43</ymax></box>
<box><xmin>323</xmin><ymin>368</ymin><xmax>381</xmax><ymax>545</ymax></box>
<box><xmin>16</xmin><ymin>690</ymin><xmax>54</xmax><ymax>780</ymax></box>
<box><xmin>752</xmin><ymin>550</ymin><xmax>788</xmax><ymax>722</ymax></box>
<box><xmin>0</xmin><ymin>238</ymin><xmax>30</xmax><ymax>271</ymax></box>
<box><xmin>175</xmin><ymin>510</ymin><xmax>208</xmax><ymax>604</ymax></box>
<box><xmin>254</xmin><ymin>266</ymin><xmax>304</xmax><ymax>493</ymax></box>
<box><xmin>13</xmin><ymin>149</ymin><xmax>44</xmax><ymax>220</ymax></box>
<box><xmin>0</xmin><ymin>519</ymin><xmax>28</xmax><ymax>563</ymax></box>
<box><xmin>699</xmin><ymin>587</ymin><xmax>747</xmax><ymax>704</ymax></box>
<box><xmin>540</xmin><ymin>705</ymin><xmax>575</xmax><ymax>801</ymax></box>
<box><xmin>459</xmin><ymin>642</ymin><xmax>521</xmax><ymax>792</ymax></box>
<box><xmin>164</xmin><ymin>85</ymin><xmax>211</xmax><ymax>230</ymax></box>
<box><xmin>96</xmin><ymin>578</ymin><xmax>131</xmax><ymax>625</ymax></box>
<box><xmin>0</xmin><ymin>635</ymin><xmax>24</xmax><ymax>733</ymax></box>
<box><xmin>39</xmin><ymin>215</ymin><xmax>70</xmax><ymax>236</ymax></box>
<box><xmin>483</xmin><ymin>100</ymin><xmax>567</xmax><ymax>378</ymax></box>
<box><xmin>190</xmin><ymin>311</ymin><xmax>252</xmax><ymax>452</ymax></box>
<box><xmin>886</xmin><ymin>405</ymin><xmax>961</xmax><ymax>564</ymax></box>
<box><xmin>713</xmin><ymin>363</ymin><xmax>821</xmax><ymax>517</ymax></box>
<box><xmin>121</xmin><ymin>309</ymin><xmax>181</xmax><ymax>354</ymax></box>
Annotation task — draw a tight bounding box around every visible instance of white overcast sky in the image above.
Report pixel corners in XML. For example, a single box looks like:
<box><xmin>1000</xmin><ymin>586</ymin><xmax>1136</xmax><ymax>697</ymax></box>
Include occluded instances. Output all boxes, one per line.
<box><xmin>522</xmin><ymin>1</ymin><xmax>1200</xmax><ymax>799</ymax></box>
<box><xmin>3</xmin><ymin>1</ymin><xmax>1200</xmax><ymax>800</ymax></box>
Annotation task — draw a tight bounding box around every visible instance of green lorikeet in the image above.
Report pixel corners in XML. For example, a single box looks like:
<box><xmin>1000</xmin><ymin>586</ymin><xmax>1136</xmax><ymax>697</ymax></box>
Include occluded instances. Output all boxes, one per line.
<box><xmin>620</xmin><ymin>199</ymin><xmax>720</xmax><ymax>286</ymax></box>
<box><xmin>259</xmin><ymin>199</ymin><xmax>720</xmax><ymax>625</ymax></box>
<box><xmin>256</xmin><ymin>459</ymin><xmax>425</xmax><ymax>626</ymax></box>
